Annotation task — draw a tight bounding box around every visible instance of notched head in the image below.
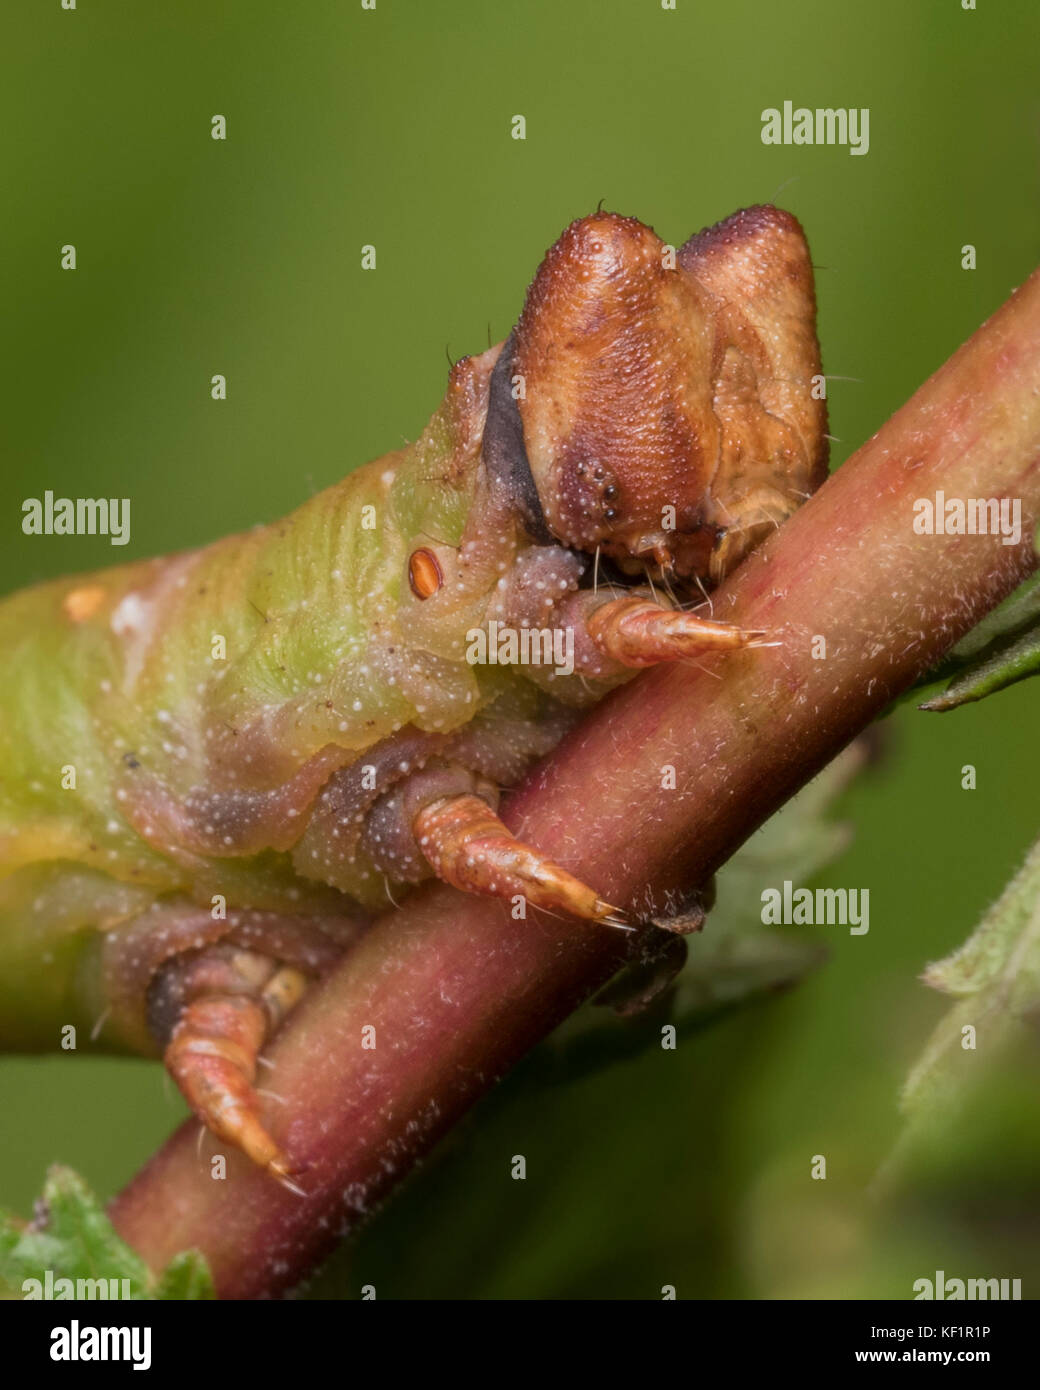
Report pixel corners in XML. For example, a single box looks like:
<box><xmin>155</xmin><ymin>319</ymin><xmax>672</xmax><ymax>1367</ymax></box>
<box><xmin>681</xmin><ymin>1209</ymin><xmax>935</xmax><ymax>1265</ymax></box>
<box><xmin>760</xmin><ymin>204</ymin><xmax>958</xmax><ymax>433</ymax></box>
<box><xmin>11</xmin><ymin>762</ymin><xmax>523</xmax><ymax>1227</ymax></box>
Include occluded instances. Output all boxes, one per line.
<box><xmin>505</xmin><ymin>206</ymin><xmax>828</xmax><ymax>586</ymax></box>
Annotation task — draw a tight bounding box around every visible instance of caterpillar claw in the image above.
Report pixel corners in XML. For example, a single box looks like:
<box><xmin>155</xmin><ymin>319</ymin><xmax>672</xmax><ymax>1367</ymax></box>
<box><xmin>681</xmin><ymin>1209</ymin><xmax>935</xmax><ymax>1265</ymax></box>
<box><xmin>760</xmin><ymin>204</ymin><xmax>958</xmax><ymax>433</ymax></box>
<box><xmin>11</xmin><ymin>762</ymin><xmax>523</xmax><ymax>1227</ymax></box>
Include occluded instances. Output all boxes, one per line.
<box><xmin>136</xmin><ymin>924</ymin><xmax>351</xmax><ymax>1179</ymax></box>
<box><xmin>413</xmin><ymin>792</ymin><xmax>627</xmax><ymax>926</ymax></box>
<box><xmin>586</xmin><ymin>595</ymin><xmax>769</xmax><ymax>667</ymax></box>
<box><xmin>273</xmin><ymin>1170</ymin><xmax>311</xmax><ymax>1200</ymax></box>
<box><xmin>164</xmin><ymin>993</ymin><xmax>298</xmax><ymax>1181</ymax></box>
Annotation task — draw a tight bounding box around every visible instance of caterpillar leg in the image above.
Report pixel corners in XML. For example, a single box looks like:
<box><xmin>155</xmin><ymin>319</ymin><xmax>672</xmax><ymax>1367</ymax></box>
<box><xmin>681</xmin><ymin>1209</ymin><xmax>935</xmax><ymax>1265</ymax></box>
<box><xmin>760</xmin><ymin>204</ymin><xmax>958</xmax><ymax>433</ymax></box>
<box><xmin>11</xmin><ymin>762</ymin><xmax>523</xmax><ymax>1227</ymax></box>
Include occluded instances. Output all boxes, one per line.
<box><xmin>122</xmin><ymin>911</ymin><xmax>358</xmax><ymax>1183</ymax></box>
<box><xmin>412</xmin><ymin>792</ymin><xmax>626</xmax><ymax>925</ymax></box>
<box><xmin>488</xmin><ymin>548</ymin><xmax>769</xmax><ymax>675</ymax></box>
<box><xmin>584</xmin><ymin>595</ymin><xmax>768</xmax><ymax>668</ymax></box>
<box><xmin>151</xmin><ymin>944</ymin><xmax>312</xmax><ymax>1183</ymax></box>
<box><xmin>299</xmin><ymin>750</ymin><xmax>625</xmax><ymax>926</ymax></box>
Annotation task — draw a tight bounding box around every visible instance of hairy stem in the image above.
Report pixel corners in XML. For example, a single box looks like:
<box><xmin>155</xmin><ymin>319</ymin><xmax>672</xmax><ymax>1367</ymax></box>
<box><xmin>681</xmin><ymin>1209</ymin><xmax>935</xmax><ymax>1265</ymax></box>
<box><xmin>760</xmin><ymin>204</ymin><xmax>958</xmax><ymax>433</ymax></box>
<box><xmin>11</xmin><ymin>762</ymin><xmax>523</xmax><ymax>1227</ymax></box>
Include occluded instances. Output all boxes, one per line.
<box><xmin>110</xmin><ymin>269</ymin><xmax>1040</xmax><ymax>1297</ymax></box>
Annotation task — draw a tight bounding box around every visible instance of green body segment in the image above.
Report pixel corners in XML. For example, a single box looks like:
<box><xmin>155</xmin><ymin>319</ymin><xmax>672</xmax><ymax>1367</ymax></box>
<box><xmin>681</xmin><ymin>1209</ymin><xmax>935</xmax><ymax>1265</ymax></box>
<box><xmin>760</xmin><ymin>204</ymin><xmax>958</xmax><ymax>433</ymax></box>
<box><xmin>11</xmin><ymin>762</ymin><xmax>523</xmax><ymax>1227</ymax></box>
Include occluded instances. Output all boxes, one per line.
<box><xmin>0</xmin><ymin>344</ymin><xmax>553</xmax><ymax>1048</ymax></box>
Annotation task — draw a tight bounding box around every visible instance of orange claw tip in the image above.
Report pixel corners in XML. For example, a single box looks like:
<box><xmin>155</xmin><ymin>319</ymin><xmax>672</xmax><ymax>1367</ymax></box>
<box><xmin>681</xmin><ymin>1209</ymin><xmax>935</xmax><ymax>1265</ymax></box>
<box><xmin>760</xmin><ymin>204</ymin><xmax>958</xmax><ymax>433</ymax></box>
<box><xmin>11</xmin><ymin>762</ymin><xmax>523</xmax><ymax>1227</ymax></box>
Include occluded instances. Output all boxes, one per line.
<box><xmin>591</xmin><ymin>899</ymin><xmax>636</xmax><ymax>931</ymax></box>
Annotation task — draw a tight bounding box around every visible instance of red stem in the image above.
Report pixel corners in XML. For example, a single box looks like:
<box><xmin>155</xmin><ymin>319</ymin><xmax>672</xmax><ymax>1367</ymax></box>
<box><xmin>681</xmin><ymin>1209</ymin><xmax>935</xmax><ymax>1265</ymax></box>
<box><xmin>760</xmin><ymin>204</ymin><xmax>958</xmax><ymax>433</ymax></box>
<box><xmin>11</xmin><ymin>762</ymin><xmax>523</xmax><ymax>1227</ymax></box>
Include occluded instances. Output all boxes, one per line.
<box><xmin>110</xmin><ymin>269</ymin><xmax>1040</xmax><ymax>1297</ymax></box>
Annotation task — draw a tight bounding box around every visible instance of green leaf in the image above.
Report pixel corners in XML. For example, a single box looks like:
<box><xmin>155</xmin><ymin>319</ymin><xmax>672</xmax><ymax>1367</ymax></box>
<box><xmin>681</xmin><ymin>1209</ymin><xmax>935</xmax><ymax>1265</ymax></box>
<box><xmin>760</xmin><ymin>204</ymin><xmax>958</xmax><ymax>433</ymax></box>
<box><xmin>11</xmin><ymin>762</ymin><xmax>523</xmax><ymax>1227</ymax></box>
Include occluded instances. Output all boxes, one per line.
<box><xmin>919</xmin><ymin>618</ymin><xmax>1040</xmax><ymax>711</ymax></box>
<box><xmin>0</xmin><ymin>1165</ymin><xmax>214</xmax><ymax>1301</ymax></box>
<box><xmin>151</xmin><ymin>1249</ymin><xmax>215</xmax><ymax>1301</ymax></box>
<box><xmin>878</xmin><ymin>834</ymin><xmax>1040</xmax><ymax>1191</ymax></box>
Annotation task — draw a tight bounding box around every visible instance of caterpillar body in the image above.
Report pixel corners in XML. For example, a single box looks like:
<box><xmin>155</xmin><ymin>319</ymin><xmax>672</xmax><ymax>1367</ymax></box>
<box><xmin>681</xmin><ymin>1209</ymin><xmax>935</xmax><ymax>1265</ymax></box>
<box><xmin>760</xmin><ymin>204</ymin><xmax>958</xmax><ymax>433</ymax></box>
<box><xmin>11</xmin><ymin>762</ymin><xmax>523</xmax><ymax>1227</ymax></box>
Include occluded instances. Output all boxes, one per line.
<box><xmin>0</xmin><ymin>206</ymin><xmax>827</xmax><ymax>1180</ymax></box>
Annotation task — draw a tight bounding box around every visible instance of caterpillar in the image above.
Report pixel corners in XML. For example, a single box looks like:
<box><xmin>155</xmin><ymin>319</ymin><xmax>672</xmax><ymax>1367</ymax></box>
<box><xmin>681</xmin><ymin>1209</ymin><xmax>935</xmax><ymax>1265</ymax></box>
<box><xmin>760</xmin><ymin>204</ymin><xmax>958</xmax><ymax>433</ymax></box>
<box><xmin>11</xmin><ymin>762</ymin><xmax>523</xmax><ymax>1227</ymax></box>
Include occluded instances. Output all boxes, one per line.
<box><xmin>0</xmin><ymin>205</ymin><xmax>827</xmax><ymax>1184</ymax></box>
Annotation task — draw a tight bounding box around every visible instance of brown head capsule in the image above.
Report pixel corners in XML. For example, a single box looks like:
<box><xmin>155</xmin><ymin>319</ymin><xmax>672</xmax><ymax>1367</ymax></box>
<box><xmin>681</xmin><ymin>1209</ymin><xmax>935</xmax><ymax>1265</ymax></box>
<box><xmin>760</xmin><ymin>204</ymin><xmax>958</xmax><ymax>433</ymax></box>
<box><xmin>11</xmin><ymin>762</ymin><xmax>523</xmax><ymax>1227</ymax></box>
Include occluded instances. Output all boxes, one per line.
<box><xmin>408</xmin><ymin>547</ymin><xmax>443</xmax><ymax>599</ymax></box>
<box><xmin>510</xmin><ymin>206</ymin><xmax>828</xmax><ymax>585</ymax></box>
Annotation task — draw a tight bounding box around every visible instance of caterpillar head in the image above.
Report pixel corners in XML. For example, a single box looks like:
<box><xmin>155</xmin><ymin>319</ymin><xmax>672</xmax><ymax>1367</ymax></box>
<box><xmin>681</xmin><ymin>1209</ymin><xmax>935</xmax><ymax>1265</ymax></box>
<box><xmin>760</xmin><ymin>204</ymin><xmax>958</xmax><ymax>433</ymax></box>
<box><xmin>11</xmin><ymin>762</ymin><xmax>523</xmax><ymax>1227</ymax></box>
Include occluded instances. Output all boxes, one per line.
<box><xmin>499</xmin><ymin>206</ymin><xmax>828</xmax><ymax>586</ymax></box>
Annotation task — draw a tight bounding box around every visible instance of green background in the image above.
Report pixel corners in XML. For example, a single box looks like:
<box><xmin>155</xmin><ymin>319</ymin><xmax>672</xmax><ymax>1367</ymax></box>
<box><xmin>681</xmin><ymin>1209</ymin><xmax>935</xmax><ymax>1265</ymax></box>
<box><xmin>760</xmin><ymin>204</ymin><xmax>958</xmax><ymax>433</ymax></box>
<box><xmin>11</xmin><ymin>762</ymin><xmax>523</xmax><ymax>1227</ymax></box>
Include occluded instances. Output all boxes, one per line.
<box><xmin>1</xmin><ymin>0</ymin><xmax>1038</xmax><ymax>1297</ymax></box>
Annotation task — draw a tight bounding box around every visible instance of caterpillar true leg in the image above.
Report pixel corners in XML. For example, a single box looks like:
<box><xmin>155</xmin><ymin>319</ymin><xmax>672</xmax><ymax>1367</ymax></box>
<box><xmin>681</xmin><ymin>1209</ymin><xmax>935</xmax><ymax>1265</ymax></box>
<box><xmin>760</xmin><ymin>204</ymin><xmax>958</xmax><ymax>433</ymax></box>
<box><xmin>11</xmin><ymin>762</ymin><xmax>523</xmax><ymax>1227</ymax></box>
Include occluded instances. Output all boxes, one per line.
<box><xmin>584</xmin><ymin>595</ymin><xmax>768</xmax><ymax>667</ymax></box>
<box><xmin>485</xmin><ymin>551</ymin><xmax>769</xmax><ymax>679</ymax></box>
<box><xmin>412</xmin><ymin>792</ymin><xmax>625</xmax><ymax>925</ymax></box>
<box><xmin>294</xmin><ymin>749</ymin><xmax>625</xmax><ymax>927</ymax></box>
<box><xmin>150</xmin><ymin>942</ymin><xmax>314</xmax><ymax>1183</ymax></box>
<box><xmin>89</xmin><ymin>907</ymin><xmax>361</xmax><ymax>1181</ymax></box>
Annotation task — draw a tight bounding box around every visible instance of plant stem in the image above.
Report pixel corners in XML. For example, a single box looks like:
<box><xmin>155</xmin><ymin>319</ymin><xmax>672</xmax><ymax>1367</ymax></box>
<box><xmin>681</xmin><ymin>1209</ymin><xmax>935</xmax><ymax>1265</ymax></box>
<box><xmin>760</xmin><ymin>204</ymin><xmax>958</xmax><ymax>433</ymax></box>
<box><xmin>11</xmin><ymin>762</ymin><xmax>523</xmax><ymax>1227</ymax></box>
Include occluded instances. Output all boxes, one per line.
<box><xmin>110</xmin><ymin>268</ymin><xmax>1040</xmax><ymax>1298</ymax></box>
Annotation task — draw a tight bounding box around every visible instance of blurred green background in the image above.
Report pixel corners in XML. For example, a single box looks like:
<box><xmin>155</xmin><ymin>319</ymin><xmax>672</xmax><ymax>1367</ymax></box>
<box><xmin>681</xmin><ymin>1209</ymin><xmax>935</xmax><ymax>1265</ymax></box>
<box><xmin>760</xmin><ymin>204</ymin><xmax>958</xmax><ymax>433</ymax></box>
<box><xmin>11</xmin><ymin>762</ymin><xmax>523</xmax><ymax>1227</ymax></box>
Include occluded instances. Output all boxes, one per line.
<box><xmin>1</xmin><ymin>1</ymin><xmax>1038</xmax><ymax>1298</ymax></box>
